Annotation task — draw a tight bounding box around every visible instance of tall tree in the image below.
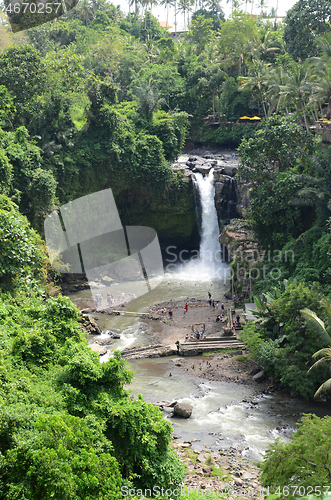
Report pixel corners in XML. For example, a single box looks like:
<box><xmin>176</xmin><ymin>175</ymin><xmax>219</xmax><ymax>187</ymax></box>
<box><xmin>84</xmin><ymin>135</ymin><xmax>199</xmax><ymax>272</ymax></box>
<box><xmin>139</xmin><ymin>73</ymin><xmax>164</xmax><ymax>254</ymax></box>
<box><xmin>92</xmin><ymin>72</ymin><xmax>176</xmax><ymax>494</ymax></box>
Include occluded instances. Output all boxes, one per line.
<box><xmin>283</xmin><ymin>0</ymin><xmax>331</xmax><ymax>61</ymax></box>
<box><xmin>239</xmin><ymin>59</ymin><xmax>270</xmax><ymax>118</ymax></box>
<box><xmin>279</xmin><ymin>61</ymin><xmax>312</xmax><ymax>129</ymax></box>
<box><xmin>160</xmin><ymin>0</ymin><xmax>175</xmax><ymax>26</ymax></box>
<box><xmin>177</xmin><ymin>0</ymin><xmax>193</xmax><ymax>29</ymax></box>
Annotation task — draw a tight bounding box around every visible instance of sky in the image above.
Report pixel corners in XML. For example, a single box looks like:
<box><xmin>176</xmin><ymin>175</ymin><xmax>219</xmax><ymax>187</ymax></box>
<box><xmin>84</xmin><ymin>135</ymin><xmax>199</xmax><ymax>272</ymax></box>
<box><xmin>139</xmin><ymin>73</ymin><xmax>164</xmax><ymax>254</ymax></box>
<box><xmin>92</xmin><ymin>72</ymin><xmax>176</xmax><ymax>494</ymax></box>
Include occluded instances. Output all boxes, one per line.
<box><xmin>115</xmin><ymin>0</ymin><xmax>298</xmax><ymax>28</ymax></box>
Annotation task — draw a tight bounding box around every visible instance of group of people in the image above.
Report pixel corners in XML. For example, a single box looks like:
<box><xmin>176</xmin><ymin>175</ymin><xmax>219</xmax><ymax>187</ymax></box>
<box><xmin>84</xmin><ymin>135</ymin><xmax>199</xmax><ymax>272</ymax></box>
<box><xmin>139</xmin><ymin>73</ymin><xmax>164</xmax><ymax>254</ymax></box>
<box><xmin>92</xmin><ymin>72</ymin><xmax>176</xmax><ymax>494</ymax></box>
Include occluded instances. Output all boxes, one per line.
<box><xmin>215</xmin><ymin>312</ymin><xmax>226</xmax><ymax>322</ymax></box>
<box><xmin>95</xmin><ymin>291</ymin><xmax>126</xmax><ymax>308</ymax></box>
<box><xmin>208</xmin><ymin>292</ymin><xmax>224</xmax><ymax>310</ymax></box>
<box><xmin>185</xmin><ymin>330</ymin><xmax>206</xmax><ymax>341</ymax></box>
<box><xmin>154</xmin><ymin>307</ymin><xmax>173</xmax><ymax>319</ymax></box>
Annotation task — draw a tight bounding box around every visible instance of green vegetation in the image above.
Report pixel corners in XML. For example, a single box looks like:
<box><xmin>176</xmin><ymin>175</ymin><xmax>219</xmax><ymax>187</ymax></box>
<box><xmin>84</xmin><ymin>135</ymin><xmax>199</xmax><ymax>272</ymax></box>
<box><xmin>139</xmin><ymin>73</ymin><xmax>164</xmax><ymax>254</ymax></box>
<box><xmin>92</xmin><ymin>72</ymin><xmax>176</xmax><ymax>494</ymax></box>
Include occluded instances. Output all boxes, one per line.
<box><xmin>0</xmin><ymin>194</ymin><xmax>185</xmax><ymax>498</ymax></box>
<box><xmin>3</xmin><ymin>0</ymin><xmax>331</xmax><ymax>496</ymax></box>
<box><xmin>260</xmin><ymin>414</ymin><xmax>331</xmax><ymax>498</ymax></box>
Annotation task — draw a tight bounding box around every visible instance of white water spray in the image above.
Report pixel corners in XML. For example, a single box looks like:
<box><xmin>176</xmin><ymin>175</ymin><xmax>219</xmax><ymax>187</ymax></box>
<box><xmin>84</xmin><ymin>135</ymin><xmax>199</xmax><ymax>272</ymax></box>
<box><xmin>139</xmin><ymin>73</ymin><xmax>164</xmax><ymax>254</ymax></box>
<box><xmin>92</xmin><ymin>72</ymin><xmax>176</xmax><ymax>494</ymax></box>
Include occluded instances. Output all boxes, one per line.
<box><xmin>167</xmin><ymin>168</ymin><xmax>228</xmax><ymax>281</ymax></box>
<box><xmin>195</xmin><ymin>170</ymin><xmax>222</xmax><ymax>267</ymax></box>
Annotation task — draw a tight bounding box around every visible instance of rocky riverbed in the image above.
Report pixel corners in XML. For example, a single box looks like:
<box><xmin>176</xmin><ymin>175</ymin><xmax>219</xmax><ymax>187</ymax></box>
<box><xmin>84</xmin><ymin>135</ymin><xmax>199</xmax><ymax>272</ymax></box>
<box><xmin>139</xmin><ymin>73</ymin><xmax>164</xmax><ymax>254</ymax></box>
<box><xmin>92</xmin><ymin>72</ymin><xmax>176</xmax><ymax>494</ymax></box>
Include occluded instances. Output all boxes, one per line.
<box><xmin>173</xmin><ymin>440</ymin><xmax>265</xmax><ymax>499</ymax></box>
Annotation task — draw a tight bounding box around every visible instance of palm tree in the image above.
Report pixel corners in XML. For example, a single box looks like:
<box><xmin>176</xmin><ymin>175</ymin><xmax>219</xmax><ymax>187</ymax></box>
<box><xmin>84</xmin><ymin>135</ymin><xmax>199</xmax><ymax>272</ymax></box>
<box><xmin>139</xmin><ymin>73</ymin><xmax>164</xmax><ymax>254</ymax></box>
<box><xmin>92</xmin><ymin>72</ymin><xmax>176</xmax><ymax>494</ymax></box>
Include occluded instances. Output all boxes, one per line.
<box><xmin>149</xmin><ymin>0</ymin><xmax>158</xmax><ymax>19</ymax></box>
<box><xmin>177</xmin><ymin>0</ymin><xmax>192</xmax><ymax>30</ymax></box>
<box><xmin>256</xmin><ymin>30</ymin><xmax>280</xmax><ymax>61</ymax></box>
<box><xmin>160</xmin><ymin>0</ymin><xmax>175</xmax><ymax>27</ymax></box>
<box><xmin>265</xmin><ymin>66</ymin><xmax>286</xmax><ymax>114</ymax></box>
<box><xmin>301</xmin><ymin>303</ymin><xmax>331</xmax><ymax>398</ymax></box>
<box><xmin>279</xmin><ymin>61</ymin><xmax>312</xmax><ymax>130</ymax></box>
<box><xmin>256</xmin><ymin>0</ymin><xmax>268</xmax><ymax>17</ymax></box>
<box><xmin>133</xmin><ymin>80</ymin><xmax>165</xmax><ymax>121</ymax></box>
<box><xmin>78</xmin><ymin>0</ymin><xmax>94</xmax><ymax>26</ymax></box>
<box><xmin>239</xmin><ymin>59</ymin><xmax>270</xmax><ymax>119</ymax></box>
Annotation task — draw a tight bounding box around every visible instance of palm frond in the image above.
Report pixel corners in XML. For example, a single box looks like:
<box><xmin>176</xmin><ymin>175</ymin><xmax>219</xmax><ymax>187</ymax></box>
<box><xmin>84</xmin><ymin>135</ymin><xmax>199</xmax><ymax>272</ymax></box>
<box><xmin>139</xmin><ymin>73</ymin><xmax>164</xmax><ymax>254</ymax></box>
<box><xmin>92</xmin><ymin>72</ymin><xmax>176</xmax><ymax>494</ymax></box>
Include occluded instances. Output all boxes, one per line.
<box><xmin>301</xmin><ymin>308</ymin><xmax>331</xmax><ymax>345</ymax></box>
<box><xmin>320</xmin><ymin>298</ymin><xmax>331</xmax><ymax>319</ymax></box>
<box><xmin>307</xmin><ymin>350</ymin><xmax>331</xmax><ymax>374</ymax></box>
<box><xmin>289</xmin><ymin>197</ymin><xmax>315</xmax><ymax>207</ymax></box>
<box><xmin>314</xmin><ymin>377</ymin><xmax>331</xmax><ymax>398</ymax></box>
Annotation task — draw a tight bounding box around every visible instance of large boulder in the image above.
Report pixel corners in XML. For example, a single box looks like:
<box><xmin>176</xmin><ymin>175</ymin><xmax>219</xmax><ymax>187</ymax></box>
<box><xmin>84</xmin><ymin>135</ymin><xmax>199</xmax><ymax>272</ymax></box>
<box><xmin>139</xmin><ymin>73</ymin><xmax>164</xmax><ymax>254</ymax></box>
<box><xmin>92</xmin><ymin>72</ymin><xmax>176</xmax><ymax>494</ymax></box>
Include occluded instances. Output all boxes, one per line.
<box><xmin>174</xmin><ymin>402</ymin><xmax>193</xmax><ymax>418</ymax></box>
<box><xmin>253</xmin><ymin>370</ymin><xmax>266</xmax><ymax>382</ymax></box>
<box><xmin>88</xmin><ymin>343</ymin><xmax>107</xmax><ymax>355</ymax></box>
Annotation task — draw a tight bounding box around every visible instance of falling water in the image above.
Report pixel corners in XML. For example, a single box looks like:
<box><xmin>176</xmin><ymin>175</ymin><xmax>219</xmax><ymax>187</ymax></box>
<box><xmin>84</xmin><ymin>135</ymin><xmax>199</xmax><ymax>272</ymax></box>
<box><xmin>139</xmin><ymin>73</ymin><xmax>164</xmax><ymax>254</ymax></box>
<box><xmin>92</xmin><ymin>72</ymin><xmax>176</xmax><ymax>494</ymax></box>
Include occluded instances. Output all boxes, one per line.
<box><xmin>171</xmin><ymin>168</ymin><xmax>227</xmax><ymax>282</ymax></box>
<box><xmin>194</xmin><ymin>169</ymin><xmax>222</xmax><ymax>268</ymax></box>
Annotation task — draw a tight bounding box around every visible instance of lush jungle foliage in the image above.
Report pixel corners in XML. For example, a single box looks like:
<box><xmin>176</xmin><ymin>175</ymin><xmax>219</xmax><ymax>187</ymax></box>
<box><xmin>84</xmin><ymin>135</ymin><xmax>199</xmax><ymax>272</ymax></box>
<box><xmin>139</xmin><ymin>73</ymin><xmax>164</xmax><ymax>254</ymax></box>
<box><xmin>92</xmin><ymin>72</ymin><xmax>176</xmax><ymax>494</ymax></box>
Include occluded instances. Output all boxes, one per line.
<box><xmin>260</xmin><ymin>414</ymin><xmax>331</xmax><ymax>497</ymax></box>
<box><xmin>0</xmin><ymin>195</ymin><xmax>185</xmax><ymax>498</ymax></box>
<box><xmin>2</xmin><ymin>0</ymin><xmax>331</xmax><ymax>495</ymax></box>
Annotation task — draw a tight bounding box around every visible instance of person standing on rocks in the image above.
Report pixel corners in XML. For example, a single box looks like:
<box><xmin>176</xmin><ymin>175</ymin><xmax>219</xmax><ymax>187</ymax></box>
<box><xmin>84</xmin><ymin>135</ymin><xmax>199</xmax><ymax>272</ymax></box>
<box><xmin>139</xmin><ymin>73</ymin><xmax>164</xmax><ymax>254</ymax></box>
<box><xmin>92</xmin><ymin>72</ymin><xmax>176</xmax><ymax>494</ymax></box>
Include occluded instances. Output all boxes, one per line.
<box><xmin>168</xmin><ymin>309</ymin><xmax>173</xmax><ymax>319</ymax></box>
<box><xmin>184</xmin><ymin>303</ymin><xmax>188</xmax><ymax>315</ymax></box>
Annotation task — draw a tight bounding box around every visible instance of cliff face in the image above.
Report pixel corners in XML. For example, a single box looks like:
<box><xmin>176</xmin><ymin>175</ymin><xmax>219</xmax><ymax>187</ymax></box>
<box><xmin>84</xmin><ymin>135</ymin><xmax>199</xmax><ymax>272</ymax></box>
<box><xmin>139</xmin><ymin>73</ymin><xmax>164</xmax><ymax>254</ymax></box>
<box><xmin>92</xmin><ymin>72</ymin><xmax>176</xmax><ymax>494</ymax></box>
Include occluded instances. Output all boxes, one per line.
<box><xmin>116</xmin><ymin>175</ymin><xmax>199</xmax><ymax>250</ymax></box>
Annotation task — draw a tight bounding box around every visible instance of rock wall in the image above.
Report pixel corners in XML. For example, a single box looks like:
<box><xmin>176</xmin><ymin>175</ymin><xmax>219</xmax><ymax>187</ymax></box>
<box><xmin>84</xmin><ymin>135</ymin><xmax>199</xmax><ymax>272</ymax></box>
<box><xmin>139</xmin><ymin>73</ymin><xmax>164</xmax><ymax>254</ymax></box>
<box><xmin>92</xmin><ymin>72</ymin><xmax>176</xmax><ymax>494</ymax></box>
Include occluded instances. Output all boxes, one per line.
<box><xmin>177</xmin><ymin>152</ymin><xmax>250</xmax><ymax>229</ymax></box>
<box><xmin>116</xmin><ymin>178</ymin><xmax>199</xmax><ymax>250</ymax></box>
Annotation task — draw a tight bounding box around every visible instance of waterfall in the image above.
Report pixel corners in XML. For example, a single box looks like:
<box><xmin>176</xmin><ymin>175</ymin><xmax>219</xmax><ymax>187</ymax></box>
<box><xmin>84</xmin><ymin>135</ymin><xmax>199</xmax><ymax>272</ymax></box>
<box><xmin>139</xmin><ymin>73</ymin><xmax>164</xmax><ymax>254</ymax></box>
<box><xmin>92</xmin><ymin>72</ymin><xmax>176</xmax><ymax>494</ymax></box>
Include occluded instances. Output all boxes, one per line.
<box><xmin>194</xmin><ymin>169</ymin><xmax>222</xmax><ymax>268</ymax></box>
<box><xmin>168</xmin><ymin>168</ymin><xmax>227</xmax><ymax>282</ymax></box>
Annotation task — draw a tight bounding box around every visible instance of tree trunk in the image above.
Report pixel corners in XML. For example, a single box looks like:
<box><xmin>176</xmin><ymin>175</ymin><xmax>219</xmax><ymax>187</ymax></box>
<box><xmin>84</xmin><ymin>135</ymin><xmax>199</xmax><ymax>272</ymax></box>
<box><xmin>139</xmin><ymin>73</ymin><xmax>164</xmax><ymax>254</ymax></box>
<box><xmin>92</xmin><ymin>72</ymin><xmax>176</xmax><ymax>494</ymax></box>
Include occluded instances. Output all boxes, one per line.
<box><xmin>260</xmin><ymin>88</ymin><xmax>267</xmax><ymax>119</ymax></box>
<box><xmin>301</xmin><ymin>100</ymin><xmax>309</xmax><ymax>130</ymax></box>
<box><xmin>175</xmin><ymin>0</ymin><xmax>177</xmax><ymax>35</ymax></box>
<box><xmin>212</xmin><ymin>92</ymin><xmax>215</xmax><ymax>122</ymax></box>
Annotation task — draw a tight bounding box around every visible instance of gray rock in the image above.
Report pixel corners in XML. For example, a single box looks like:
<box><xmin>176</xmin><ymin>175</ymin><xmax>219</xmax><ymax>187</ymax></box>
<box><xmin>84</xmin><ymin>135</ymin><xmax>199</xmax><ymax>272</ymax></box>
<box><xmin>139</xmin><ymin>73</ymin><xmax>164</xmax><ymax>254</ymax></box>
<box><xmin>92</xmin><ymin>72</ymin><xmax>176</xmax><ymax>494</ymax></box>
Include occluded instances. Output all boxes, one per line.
<box><xmin>193</xmin><ymin>165</ymin><xmax>212</xmax><ymax>175</ymax></box>
<box><xmin>221</xmin><ymin>166</ymin><xmax>237</xmax><ymax>177</ymax></box>
<box><xmin>242</xmin><ymin>472</ymin><xmax>257</xmax><ymax>480</ymax></box>
<box><xmin>96</xmin><ymin>339</ymin><xmax>112</xmax><ymax>346</ymax></box>
<box><xmin>88</xmin><ymin>343</ymin><xmax>107</xmax><ymax>356</ymax></box>
<box><xmin>174</xmin><ymin>402</ymin><xmax>193</xmax><ymax>418</ymax></box>
<box><xmin>178</xmin><ymin>442</ymin><xmax>191</xmax><ymax>448</ymax></box>
<box><xmin>202</xmin><ymin>466</ymin><xmax>212</xmax><ymax>474</ymax></box>
<box><xmin>253</xmin><ymin>370</ymin><xmax>266</xmax><ymax>381</ymax></box>
<box><xmin>100</xmin><ymin>275</ymin><xmax>113</xmax><ymax>285</ymax></box>
<box><xmin>80</xmin><ymin>315</ymin><xmax>102</xmax><ymax>335</ymax></box>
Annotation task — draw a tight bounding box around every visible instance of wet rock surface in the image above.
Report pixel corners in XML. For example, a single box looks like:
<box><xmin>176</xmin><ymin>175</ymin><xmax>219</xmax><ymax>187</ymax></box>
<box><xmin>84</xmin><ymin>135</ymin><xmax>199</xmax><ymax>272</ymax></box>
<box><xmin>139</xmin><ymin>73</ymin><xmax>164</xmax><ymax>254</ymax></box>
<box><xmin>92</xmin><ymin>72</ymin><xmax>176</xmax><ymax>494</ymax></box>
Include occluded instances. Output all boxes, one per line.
<box><xmin>79</xmin><ymin>314</ymin><xmax>102</xmax><ymax>335</ymax></box>
<box><xmin>88</xmin><ymin>343</ymin><xmax>107</xmax><ymax>355</ymax></box>
<box><xmin>174</xmin><ymin>402</ymin><xmax>193</xmax><ymax>418</ymax></box>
